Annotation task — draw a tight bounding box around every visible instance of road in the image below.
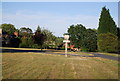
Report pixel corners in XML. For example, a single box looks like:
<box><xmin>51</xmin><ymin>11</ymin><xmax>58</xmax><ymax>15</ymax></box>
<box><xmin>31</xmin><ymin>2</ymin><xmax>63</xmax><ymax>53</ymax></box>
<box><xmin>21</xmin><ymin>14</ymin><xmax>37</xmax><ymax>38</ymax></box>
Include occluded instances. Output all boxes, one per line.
<box><xmin>1</xmin><ymin>48</ymin><xmax>119</xmax><ymax>61</ymax></box>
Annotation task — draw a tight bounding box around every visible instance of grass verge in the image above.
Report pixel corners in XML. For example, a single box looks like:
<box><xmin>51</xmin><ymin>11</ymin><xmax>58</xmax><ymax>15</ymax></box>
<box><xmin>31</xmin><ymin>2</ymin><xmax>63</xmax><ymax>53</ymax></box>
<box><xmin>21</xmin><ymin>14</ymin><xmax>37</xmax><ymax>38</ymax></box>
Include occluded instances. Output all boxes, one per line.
<box><xmin>2</xmin><ymin>52</ymin><xmax>118</xmax><ymax>79</ymax></box>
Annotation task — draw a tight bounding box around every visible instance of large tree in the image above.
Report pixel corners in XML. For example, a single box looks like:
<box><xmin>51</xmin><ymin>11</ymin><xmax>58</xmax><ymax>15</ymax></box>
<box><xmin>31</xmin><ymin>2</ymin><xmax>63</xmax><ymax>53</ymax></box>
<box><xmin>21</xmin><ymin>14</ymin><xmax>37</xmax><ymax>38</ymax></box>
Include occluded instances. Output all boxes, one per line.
<box><xmin>68</xmin><ymin>24</ymin><xmax>97</xmax><ymax>52</ymax></box>
<box><xmin>117</xmin><ymin>27</ymin><xmax>120</xmax><ymax>52</ymax></box>
<box><xmin>19</xmin><ymin>27</ymin><xmax>33</xmax><ymax>37</ymax></box>
<box><xmin>82</xmin><ymin>29</ymin><xmax>97</xmax><ymax>52</ymax></box>
<box><xmin>98</xmin><ymin>33</ymin><xmax>118</xmax><ymax>52</ymax></box>
<box><xmin>0</xmin><ymin>24</ymin><xmax>16</xmax><ymax>35</ymax></box>
<box><xmin>42</xmin><ymin>29</ymin><xmax>57</xmax><ymax>48</ymax></box>
<box><xmin>33</xmin><ymin>26</ymin><xmax>47</xmax><ymax>49</ymax></box>
<box><xmin>68</xmin><ymin>24</ymin><xmax>86</xmax><ymax>48</ymax></box>
<box><xmin>97</xmin><ymin>7</ymin><xmax>118</xmax><ymax>52</ymax></box>
<box><xmin>98</xmin><ymin>7</ymin><xmax>117</xmax><ymax>35</ymax></box>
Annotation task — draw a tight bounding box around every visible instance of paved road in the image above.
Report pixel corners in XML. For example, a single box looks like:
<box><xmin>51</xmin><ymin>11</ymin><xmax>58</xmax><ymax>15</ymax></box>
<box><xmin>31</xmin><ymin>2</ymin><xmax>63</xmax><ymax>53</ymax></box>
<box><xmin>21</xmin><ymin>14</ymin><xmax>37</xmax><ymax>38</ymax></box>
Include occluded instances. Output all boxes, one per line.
<box><xmin>43</xmin><ymin>52</ymin><xmax>119</xmax><ymax>61</ymax></box>
<box><xmin>1</xmin><ymin>48</ymin><xmax>119</xmax><ymax>61</ymax></box>
<box><xmin>91</xmin><ymin>53</ymin><xmax>119</xmax><ymax>61</ymax></box>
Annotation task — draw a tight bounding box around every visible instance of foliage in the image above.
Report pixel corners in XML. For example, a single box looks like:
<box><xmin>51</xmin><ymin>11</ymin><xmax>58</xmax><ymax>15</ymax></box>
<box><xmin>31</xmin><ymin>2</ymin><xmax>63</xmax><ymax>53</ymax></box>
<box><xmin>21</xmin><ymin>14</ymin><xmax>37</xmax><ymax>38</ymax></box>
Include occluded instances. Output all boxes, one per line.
<box><xmin>19</xmin><ymin>37</ymin><xmax>29</xmax><ymax>48</ymax></box>
<box><xmin>68</xmin><ymin>24</ymin><xmax>86</xmax><ymax>48</ymax></box>
<box><xmin>97</xmin><ymin>33</ymin><xmax>118</xmax><ymax>52</ymax></box>
<box><xmin>10</xmin><ymin>36</ymin><xmax>21</xmax><ymax>47</ymax></box>
<box><xmin>2</xmin><ymin>34</ymin><xmax>11</xmax><ymax>47</ymax></box>
<box><xmin>32</xmin><ymin>44</ymin><xmax>40</xmax><ymax>48</ymax></box>
<box><xmin>98</xmin><ymin>7</ymin><xmax>117</xmax><ymax>36</ymax></box>
<box><xmin>97</xmin><ymin>7</ymin><xmax>118</xmax><ymax>52</ymax></box>
<box><xmin>55</xmin><ymin>37</ymin><xmax>63</xmax><ymax>48</ymax></box>
<box><xmin>27</xmin><ymin>36</ymin><xmax>34</xmax><ymax>48</ymax></box>
<box><xmin>81</xmin><ymin>29</ymin><xmax>97</xmax><ymax>52</ymax></box>
<box><xmin>117</xmin><ymin>27</ymin><xmax>120</xmax><ymax>52</ymax></box>
<box><xmin>0</xmin><ymin>24</ymin><xmax>16</xmax><ymax>35</ymax></box>
<box><xmin>33</xmin><ymin>26</ymin><xmax>47</xmax><ymax>48</ymax></box>
<box><xmin>68</xmin><ymin>24</ymin><xmax>97</xmax><ymax>52</ymax></box>
<box><xmin>19</xmin><ymin>27</ymin><xmax>33</xmax><ymax>37</ymax></box>
<box><xmin>41</xmin><ymin>28</ymin><xmax>56</xmax><ymax>48</ymax></box>
<box><xmin>36</xmin><ymin>25</ymin><xmax>41</xmax><ymax>32</ymax></box>
<box><xmin>19</xmin><ymin>36</ymin><xmax>34</xmax><ymax>48</ymax></box>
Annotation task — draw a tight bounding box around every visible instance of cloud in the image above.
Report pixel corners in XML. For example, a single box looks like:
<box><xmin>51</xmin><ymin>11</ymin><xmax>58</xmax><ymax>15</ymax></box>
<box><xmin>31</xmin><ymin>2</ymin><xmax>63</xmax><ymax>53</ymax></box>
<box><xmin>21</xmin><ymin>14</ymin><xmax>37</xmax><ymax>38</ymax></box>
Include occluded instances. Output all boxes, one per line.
<box><xmin>2</xmin><ymin>11</ymin><xmax>117</xmax><ymax>36</ymax></box>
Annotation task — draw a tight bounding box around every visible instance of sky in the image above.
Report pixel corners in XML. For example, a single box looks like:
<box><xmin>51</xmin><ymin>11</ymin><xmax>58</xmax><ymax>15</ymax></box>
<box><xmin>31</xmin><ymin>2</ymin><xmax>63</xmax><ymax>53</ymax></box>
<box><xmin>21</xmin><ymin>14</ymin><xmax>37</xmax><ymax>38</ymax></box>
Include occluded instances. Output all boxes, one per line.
<box><xmin>2</xmin><ymin>2</ymin><xmax>118</xmax><ymax>37</ymax></box>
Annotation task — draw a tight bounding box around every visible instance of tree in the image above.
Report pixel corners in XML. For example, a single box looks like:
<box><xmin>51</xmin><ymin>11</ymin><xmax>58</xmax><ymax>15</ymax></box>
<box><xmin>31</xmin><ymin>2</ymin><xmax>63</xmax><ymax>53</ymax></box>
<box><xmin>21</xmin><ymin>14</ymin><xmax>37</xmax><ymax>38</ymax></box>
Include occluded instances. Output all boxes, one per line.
<box><xmin>19</xmin><ymin>27</ymin><xmax>33</xmax><ymax>37</ymax></box>
<box><xmin>97</xmin><ymin>7</ymin><xmax>118</xmax><ymax>52</ymax></box>
<box><xmin>42</xmin><ymin>29</ymin><xmax>57</xmax><ymax>48</ymax></box>
<box><xmin>68</xmin><ymin>24</ymin><xmax>97</xmax><ymax>52</ymax></box>
<box><xmin>97</xmin><ymin>33</ymin><xmax>118</xmax><ymax>52</ymax></box>
<box><xmin>36</xmin><ymin>25</ymin><xmax>41</xmax><ymax>32</ymax></box>
<box><xmin>33</xmin><ymin>26</ymin><xmax>47</xmax><ymax>49</ymax></box>
<box><xmin>19</xmin><ymin>37</ymin><xmax>29</xmax><ymax>48</ymax></box>
<box><xmin>0</xmin><ymin>24</ymin><xmax>16</xmax><ymax>35</ymax></box>
<box><xmin>19</xmin><ymin>27</ymin><xmax>33</xmax><ymax>48</ymax></box>
<box><xmin>10</xmin><ymin>35</ymin><xmax>21</xmax><ymax>48</ymax></box>
<box><xmin>68</xmin><ymin>24</ymin><xmax>86</xmax><ymax>48</ymax></box>
<box><xmin>98</xmin><ymin>7</ymin><xmax>117</xmax><ymax>35</ymax></box>
<box><xmin>55</xmin><ymin>37</ymin><xmax>64</xmax><ymax>49</ymax></box>
<box><xmin>19</xmin><ymin>36</ymin><xmax>34</xmax><ymax>48</ymax></box>
<box><xmin>117</xmin><ymin>27</ymin><xmax>120</xmax><ymax>52</ymax></box>
<box><xmin>81</xmin><ymin>29</ymin><xmax>97</xmax><ymax>52</ymax></box>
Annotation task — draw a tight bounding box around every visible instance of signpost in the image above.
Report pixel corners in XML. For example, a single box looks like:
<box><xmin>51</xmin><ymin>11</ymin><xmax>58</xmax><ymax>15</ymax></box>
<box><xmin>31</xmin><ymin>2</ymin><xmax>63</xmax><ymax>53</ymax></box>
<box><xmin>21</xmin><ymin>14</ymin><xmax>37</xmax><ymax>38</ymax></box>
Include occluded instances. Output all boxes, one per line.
<box><xmin>63</xmin><ymin>35</ymin><xmax>70</xmax><ymax>57</ymax></box>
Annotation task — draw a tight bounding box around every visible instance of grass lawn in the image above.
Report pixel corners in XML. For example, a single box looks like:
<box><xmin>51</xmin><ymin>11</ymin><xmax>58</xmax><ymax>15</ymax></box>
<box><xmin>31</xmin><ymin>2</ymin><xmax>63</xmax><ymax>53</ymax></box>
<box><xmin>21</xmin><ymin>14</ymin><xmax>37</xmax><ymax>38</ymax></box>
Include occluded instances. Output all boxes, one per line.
<box><xmin>2</xmin><ymin>52</ymin><xmax>118</xmax><ymax>79</ymax></box>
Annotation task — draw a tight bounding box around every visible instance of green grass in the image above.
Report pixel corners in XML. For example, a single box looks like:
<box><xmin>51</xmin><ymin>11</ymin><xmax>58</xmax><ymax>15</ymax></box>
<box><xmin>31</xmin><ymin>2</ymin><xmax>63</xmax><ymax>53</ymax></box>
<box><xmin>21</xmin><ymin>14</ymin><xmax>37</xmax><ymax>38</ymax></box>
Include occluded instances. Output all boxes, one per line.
<box><xmin>2</xmin><ymin>52</ymin><xmax>118</xmax><ymax>79</ymax></box>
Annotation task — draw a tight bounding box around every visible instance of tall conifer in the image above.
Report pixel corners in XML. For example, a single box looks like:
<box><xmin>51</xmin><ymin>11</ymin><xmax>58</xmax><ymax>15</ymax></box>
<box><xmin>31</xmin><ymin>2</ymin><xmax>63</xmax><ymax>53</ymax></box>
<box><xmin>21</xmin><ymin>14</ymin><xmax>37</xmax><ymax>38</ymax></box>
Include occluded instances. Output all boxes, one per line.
<box><xmin>98</xmin><ymin>7</ymin><xmax>117</xmax><ymax>35</ymax></box>
<box><xmin>97</xmin><ymin>7</ymin><xmax>118</xmax><ymax>52</ymax></box>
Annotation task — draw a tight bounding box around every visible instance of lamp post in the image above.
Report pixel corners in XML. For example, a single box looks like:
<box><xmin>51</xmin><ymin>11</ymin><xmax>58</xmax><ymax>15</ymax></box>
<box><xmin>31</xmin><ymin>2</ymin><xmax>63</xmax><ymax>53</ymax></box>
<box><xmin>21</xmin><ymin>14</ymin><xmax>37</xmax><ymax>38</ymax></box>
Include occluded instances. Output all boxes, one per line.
<box><xmin>63</xmin><ymin>35</ymin><xmax>70</xmax><ymax>57</ymax></box>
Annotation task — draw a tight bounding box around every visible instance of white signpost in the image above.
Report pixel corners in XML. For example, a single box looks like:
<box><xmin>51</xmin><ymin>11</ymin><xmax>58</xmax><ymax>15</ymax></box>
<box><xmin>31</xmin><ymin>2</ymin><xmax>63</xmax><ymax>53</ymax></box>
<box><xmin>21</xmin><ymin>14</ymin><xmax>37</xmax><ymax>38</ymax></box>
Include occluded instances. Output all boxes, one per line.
<box><xmin>63</xmin><ymin>35</ymin><xmax>70</xmax><ymax>57</ymax></box>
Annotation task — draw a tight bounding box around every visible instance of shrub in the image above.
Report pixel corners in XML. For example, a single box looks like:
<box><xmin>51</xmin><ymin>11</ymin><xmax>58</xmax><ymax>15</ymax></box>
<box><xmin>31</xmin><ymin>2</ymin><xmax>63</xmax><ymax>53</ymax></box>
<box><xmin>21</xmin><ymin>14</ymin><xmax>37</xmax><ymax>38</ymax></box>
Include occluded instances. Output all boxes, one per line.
<box><xmin>97</xmin><ymin>33</ymin><xmax>118</xmax><ymax>52</ymax></box>
<box><xmin>32</xmin><ymin>44</ymin><xmax>40</xmax><ymax>48</ymax></box>
<box><xmin>19</xmin><ymin>37</ymin><xmax>28</xmax><ymax>48</ymax></box>
<box><xmin>80</xmin><ymin>48</ymin><xmax>89</xmax><ymax>52</ymax></box>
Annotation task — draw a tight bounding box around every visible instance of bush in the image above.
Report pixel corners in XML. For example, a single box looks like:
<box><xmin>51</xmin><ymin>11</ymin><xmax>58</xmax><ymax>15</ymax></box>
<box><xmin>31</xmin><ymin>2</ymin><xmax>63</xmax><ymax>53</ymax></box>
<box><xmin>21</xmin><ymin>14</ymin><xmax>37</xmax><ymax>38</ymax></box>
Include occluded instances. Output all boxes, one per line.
<box><xmin>118</xmin><ymin>40</ymin><xmax>120</xmax><ymax>52</ymax></box>
<box><xmin>32</xmin><ymin>44</ymin><xmax>40</xmax><ymax>48</ymax></box>
<box><xmin>80</xmin><ymin>48</ymin><xmax>89</xmax><ymax>52</ymax></box>
<box><xmin>19</xmin><ymin>36</ymin><xmax>35</xmax><ymax>48</ymax></box>
<box><xmin>97</xmin><ymin>33</ymin><xmax>118</xmax><ymax>52</ymax></box>
<box><xmin>19</xmin><ymin>37</ymin><xmax>28</xmax><ymax>48</ymax></box>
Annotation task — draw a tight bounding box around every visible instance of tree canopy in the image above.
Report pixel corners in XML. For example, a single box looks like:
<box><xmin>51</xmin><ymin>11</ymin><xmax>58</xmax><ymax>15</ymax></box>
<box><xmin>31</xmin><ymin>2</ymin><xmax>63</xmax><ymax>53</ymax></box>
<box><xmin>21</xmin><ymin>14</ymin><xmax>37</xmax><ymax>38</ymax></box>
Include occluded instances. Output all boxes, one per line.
<box><xmin>98</xmin><ymin>7</ymin><xmax>117</xmax><ymax>35</ymax></box>
<box><xmin>68</xmin><ymin>24</ymin><xmax>97</xmax><ymax>52</ymax></box>
<box><xmin>97</xmin><ymin>7</ymin><xmax>118</xmax><ymax>52</ymax></box>
<box><xmin>0</xmin><ymin>24</ymin><xmax>16</xmax><ymax>35</ymax></box>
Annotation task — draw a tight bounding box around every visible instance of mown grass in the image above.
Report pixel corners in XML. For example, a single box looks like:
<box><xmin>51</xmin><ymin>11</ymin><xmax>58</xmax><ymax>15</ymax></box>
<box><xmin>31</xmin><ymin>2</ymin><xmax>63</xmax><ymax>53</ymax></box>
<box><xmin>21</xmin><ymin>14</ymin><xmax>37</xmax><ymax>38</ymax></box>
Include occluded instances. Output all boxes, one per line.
<box><xmin>2</xmin><ymin>52</ymin><xmax>118</xmax><ymax>79</ymax></box>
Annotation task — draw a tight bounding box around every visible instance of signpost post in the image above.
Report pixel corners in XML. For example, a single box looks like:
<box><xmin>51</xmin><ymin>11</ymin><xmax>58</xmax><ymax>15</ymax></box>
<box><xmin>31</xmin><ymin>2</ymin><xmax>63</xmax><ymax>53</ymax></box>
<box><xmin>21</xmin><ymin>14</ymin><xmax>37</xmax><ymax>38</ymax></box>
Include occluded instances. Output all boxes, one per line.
<box><xmin>63</xmin><ymin>35</ymin><xmax>70</xmax><ymax>57</ymax></box>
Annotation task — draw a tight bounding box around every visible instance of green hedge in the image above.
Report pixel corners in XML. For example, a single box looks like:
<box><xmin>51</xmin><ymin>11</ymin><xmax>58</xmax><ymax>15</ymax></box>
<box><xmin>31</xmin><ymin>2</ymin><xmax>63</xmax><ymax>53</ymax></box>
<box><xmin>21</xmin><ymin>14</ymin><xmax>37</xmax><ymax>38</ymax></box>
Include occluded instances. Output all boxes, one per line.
<box><xmin>97</xmin><ymin>33</ymin><xmax>118</xmax><ymax>52</ymax></box>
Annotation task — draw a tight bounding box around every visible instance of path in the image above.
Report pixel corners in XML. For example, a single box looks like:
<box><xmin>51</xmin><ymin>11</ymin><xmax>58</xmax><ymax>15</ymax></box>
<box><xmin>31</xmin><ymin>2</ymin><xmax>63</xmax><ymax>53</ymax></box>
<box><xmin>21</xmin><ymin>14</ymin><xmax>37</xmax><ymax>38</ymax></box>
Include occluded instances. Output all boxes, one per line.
<box><xmin>1</xmin><ymin>48</ymin><xmax>119</xmax><ymax>61</ymax></box>
<box><xmin>90</xmin><ymin>53</ymin><xmax>119</xmax><ymax>61</ymax></box>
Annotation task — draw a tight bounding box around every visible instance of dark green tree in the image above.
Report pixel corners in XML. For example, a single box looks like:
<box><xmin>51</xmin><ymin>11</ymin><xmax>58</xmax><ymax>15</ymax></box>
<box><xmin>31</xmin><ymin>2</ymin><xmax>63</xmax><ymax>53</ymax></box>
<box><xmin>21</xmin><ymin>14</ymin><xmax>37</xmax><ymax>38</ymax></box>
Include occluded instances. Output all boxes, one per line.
<box><xmin>41</xmin><ymin>28</ymin><xmax>56</xmax><ymax>48</ymax></box>
<box><xmin>0</xmin><ymin>24</ymin><xmax>16</xmax><ymax>35</ymax></box>
<box><xmin>36</xmin><ymin>25</ymin><xmax>41</xmax><ymax>32</ymax></box>
<box><xmin>117</xmin><ymin>27</ymin><xmax>120</xmax><ymax>52</ymax></box>
<box><xmin>98</xmin><ymin>7</ymin><xmax>118</xmax><ymax>52</ymax></box>
<box><xmin>33</xmin><ymin>26</ymin><xmax>47</xmax><ymax>49</ymax></box>
<box><xmin>19</xmin><ymin>27</ymin><xmax>33</xmax><ymax>37</ymax></box>
<box><xmin>19</xmin><ymin>37</ymin><xmax>29</xmax><ymax>48</ymax></box>
<box><xmin>97</xmin><ymin>33</ymin><xmax>118</xmax><ymax>52</ymax></box>
<box><xmin>68</xmin><ymin>24</ymin><xmax>97</xmax><ymax>52</ymax></box>
<box><xmin>68</xmin><ymin>24</ymin><xmax>86</xmax><ymax>48</ymax></box>
<box><xmin>98</xmin><ymin>7</ymin><xmax>117</xmax><ymax>35</ymax></box>
<box><xmin>81</xmin><ymin>29</ymin><xmax>97</xmax><ymax>52</ymax></box>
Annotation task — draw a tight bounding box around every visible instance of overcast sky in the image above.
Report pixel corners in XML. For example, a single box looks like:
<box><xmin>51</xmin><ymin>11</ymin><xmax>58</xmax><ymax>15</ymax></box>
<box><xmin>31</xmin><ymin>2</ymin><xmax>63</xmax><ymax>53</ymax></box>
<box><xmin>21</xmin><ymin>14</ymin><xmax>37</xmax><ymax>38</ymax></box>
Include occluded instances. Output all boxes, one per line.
<box><xmin>2</xmin><ymin>2</ymin><xmax>118</xmax><ymax>37</ymax></box>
